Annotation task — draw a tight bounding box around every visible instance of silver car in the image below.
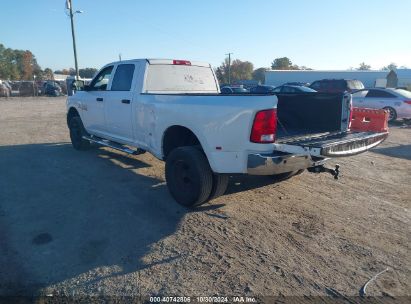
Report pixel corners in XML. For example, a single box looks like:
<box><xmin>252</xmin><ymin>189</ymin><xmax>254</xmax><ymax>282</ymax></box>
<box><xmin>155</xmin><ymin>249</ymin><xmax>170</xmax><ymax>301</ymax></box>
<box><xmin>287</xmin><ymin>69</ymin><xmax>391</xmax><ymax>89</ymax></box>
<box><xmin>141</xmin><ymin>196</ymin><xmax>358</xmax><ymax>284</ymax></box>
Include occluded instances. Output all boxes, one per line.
<box><xmin>352</xmin><ymin>88</ymin><xmax>411</xmax><ymax>121</ymax></box>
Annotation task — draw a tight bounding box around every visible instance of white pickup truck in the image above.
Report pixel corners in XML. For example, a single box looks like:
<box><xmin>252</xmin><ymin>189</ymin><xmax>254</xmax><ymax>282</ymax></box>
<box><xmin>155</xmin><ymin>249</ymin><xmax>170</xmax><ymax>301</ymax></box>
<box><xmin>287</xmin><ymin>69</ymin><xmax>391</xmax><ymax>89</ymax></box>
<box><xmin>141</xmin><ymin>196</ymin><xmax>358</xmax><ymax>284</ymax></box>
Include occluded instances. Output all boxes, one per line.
<box><xmin>66</xmin><ymin>59</ymin><xmax>388</xmax><ymax>207</ymax></box>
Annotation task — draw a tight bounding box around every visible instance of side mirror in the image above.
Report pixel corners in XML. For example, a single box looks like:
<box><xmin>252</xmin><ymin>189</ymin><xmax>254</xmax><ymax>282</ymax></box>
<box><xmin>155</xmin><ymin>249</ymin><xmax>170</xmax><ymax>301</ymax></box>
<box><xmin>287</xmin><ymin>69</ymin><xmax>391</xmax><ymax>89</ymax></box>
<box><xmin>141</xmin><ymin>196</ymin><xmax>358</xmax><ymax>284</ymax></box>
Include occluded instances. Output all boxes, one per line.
<box><xmin>71</xmin><ymin>80</ymin><xmax>85</xmax><ymax>92</ymax></box>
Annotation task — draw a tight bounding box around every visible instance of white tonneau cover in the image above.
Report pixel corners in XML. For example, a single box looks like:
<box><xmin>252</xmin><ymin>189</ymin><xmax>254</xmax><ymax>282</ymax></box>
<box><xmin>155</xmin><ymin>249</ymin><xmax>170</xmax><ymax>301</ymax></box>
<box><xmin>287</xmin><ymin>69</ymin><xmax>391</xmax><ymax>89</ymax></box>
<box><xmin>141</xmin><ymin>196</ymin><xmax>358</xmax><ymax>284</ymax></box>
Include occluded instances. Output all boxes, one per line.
<box><xmin>144</xmin><ymin>59</ymin><xmax>219</xmax><ymax>93</ymax></box>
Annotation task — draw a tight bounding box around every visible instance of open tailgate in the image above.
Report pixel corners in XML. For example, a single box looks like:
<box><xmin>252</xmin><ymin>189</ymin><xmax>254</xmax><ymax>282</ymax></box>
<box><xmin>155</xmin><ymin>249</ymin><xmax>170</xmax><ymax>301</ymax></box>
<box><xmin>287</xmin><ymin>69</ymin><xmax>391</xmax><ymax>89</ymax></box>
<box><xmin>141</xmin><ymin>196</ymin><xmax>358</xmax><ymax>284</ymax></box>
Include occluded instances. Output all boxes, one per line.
<box><xmin>276</xmin><ymin>131</ymin><xmax>388</xmax><ymax>157</ymax></box>
<box><xmin>275</xmin><ymin>107</ymin><xmax>389</xmax><ymax>158</ymax></box>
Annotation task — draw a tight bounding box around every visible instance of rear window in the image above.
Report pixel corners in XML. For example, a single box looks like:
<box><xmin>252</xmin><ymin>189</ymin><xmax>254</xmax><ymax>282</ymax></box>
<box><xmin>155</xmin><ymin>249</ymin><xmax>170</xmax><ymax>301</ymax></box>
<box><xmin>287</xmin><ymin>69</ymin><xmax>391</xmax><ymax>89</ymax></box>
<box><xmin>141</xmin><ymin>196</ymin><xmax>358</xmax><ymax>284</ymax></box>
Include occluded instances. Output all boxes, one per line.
<box><xmin>144</xmin><ymin>64</ymin><xmax>218</xmax><ymax>93</ymax></box>
<box><xmin>332</xmin><ymin>81</ymin><xmax>346</xmax><ymax>90</ymax></box>
<box><xmin>394</xmin><ymin>89</ymin><xmax>411</xmax><ymax>99</ymax></box>
<box><xmin>347</xmin><ymin>80</ymin><xmax>364</xmax><ymax>90</ymax></box>
<box><xmin>310</xmin><ymin>81</ymin><xmax>321</xmax><ymax>90</ymax></box>
<box><xmin>366</xmin><ymin>90</ymin><xmax>396</xmax><ymax>98</ymax></box>
<box><xmin>298</xmin><ymin>86</ymin><xmax>317</xmax><ymax>92</ymax></box>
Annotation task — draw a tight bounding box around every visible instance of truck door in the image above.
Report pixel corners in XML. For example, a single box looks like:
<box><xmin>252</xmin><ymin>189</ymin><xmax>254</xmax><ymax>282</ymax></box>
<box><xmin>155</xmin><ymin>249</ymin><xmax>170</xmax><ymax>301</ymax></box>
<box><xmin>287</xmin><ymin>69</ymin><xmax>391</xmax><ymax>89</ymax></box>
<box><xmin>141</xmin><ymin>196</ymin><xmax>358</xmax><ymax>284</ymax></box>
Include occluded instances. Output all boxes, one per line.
<box><xmin>104</xmin><ymin>63</ymin><xmax>136</xmax><ymax>143</ymax></box>
<box><xmin>82</xmin><ymin>65</ymin><xmax>114</xmax><ymax>136</ymax></box>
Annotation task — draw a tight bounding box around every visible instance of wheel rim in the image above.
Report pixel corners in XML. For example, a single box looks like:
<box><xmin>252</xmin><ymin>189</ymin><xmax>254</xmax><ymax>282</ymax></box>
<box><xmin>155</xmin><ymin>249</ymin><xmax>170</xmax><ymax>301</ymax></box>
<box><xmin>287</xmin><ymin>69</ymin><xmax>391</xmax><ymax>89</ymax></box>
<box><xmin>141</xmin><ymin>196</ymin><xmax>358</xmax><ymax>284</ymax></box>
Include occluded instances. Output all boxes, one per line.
<box><xmin>388</xmin><ymin>109</ymin><xmax>395</xmax><ymax>121</ymax></box>
<box><xmin>173</xmin><ymin>160</ymin><xmax>193</xmax><ymax>190</ymax></box>
<box><xmin>385</xmin><ymin>108</ymin><xmax>395</xmax><ymax>121</ymax></box>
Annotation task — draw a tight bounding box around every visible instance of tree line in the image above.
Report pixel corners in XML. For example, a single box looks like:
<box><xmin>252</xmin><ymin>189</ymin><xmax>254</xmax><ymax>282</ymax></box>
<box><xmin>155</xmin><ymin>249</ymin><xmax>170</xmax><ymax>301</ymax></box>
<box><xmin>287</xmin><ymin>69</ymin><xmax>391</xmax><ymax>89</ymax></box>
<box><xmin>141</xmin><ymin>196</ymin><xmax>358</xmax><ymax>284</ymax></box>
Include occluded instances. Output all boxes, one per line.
<box><xmin>216</xmin><ymin>57</ymin><xmax>402</xmax><ymax>85</ymax></box>
<box><xmin>0</xmin><ymin>43</ymin><xmax>97</xmax><ymax>80</ymax></box>
<box><xmin>1</xmin><ymin>43</ymin><xmax>403</xmax><ymax>83</ymax></box>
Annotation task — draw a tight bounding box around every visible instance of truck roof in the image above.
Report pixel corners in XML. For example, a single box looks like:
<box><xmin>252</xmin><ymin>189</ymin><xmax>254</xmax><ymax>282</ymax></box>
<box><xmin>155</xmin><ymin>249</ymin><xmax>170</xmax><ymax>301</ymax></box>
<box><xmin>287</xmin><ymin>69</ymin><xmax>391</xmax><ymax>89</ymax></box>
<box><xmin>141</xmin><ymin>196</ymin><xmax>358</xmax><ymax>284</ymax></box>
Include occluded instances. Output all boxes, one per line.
<box><xmin>104</xmin><ymin>59</ymin><xmax>211</xmax><ymax>68</ymax></box>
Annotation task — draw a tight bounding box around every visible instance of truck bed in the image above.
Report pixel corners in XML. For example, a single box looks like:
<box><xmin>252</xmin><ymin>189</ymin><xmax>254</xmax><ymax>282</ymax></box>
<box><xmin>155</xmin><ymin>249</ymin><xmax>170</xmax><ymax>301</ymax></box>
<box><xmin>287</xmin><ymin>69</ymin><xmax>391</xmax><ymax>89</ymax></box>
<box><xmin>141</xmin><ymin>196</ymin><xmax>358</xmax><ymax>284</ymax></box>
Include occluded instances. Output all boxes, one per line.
<box><xmin>276</xmin><ymin>93</ymin><xmax>345</xmax><ymax>140</ymax></box>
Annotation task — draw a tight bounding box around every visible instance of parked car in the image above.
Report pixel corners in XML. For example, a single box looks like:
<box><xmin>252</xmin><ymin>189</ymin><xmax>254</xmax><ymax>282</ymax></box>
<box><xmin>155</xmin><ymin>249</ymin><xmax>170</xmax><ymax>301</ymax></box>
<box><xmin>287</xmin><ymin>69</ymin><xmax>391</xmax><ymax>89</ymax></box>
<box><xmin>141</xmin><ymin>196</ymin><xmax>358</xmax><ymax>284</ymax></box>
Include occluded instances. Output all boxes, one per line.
<box><xmin>0</xmin><ymin>80</ymin><xmax>11</xmax><ymax>97</ymax></box>
<box><xmin>352</xmin><ymin>88</ymin><xmax>411</xmax><ymax>121</ymax></box>
<box><xmin>309</xmin><ymin>79</ymin><xmax>364</xmax><ymax>93</ymax></box>
<box><xmin>249</xmin><ymin>85</ymin><xmax>276</xmax><ymax>93</ymax></box>
<box><xmin>272</xmin><ymin>85</ymin><xmax>317</xmax><ymax>93</ymax></box>
<box><xmin>18</xmin><ymin>81</ymin><xmax>38</xmax><ymax>97</ymax></box>
<box><xmin>220</xmin><ymin>86</ymin><xmax>249</xmax><ymax>94</ymax></box>
<box><xmin>283</xmin><ymin>82</ymin><xmax>310</xmax><ymax>87</ymax></box>
<box><xmin>66</xmin><ymin>58</ymin><xmax>387</xmax><ymax>207</ymax></box>
<box><xmin>0</xmin><ymin>82</ymin><xmax>10</xmax><ymax>97</ymax></box>
<box><xmin>2</xmin><ymin>81</ymin><xmax>12</xmax><ymax>96</ymax></box>
<box><xmin>43</xmin><ymin>81</ymin><xmax>62</xmax><ymax>96</ymax></box>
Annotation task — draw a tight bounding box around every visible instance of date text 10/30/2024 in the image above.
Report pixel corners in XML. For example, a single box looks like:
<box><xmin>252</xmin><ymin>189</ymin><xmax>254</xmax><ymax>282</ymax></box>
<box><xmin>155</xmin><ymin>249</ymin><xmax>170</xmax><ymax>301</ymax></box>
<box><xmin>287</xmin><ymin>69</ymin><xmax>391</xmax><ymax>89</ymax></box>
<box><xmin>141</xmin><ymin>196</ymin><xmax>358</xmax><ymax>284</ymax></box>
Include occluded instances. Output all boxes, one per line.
<box><xmin>149</xmin><ymin>296</ymin><xmax>257</xmax><ymax>303</ymax></box>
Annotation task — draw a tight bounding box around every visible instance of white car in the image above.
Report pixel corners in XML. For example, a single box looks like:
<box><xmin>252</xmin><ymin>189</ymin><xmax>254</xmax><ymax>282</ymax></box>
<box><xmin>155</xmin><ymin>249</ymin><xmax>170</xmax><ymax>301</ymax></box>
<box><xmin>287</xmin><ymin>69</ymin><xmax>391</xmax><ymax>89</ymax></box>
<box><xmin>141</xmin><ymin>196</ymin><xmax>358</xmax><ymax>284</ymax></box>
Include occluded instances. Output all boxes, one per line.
<box><xmin>352</xmin><ymin>88</ymin><xmax>411</xmax><ymax>121</ymax></box>
<box><xmin>66</xmin><ymin>59</ymin><xmax>388</xmax><ymax>207</ymax></box>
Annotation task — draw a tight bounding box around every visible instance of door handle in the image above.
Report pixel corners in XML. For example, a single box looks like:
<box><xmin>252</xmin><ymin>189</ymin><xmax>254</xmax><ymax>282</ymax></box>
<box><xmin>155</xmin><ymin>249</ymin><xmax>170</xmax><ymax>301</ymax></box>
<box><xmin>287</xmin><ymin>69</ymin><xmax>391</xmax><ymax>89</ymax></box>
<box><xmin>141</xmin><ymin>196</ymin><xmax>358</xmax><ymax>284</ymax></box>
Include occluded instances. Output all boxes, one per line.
<box><xmin>96</xmin><ymin>97</ymin><xmax>103</xmax><ymax>102</ymax></box>
<box><xmin>121</xmin><ymin>99</ymin><xmax>131</xmax><ymax>104</ymax></box>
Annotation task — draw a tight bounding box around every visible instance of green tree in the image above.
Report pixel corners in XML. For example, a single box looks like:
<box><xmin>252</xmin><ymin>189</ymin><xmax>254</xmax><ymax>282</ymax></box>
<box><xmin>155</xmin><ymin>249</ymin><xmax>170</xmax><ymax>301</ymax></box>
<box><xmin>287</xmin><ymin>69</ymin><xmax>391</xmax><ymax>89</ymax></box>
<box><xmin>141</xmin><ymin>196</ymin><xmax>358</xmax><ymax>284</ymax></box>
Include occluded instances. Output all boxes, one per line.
<box><xmin>0</xmin><ymin>44</ymin><xmax>20</xmax><ymax>79</ymax></box>
<box><xmin>79</xmin><ymin>68</ymin><xmax>98</xmax><ymax>78</ymax></box>
<box><xmin>252</xmin><ymin>67</ymin><xmax>267</xmax><ymax>83</ymax></box>
<box><xmin>382</xmin><ymin>63</ymin><xmax>397</xmax><ymax>71</ymax></box>
<box><xmin>271</xmin><ymin>57</ymin><xmax>293</xmax><ymax>70</ymax></box>
<box><xmin>43</xmin><ymin>68</ymin><xmax>54</xmax><ymax>80</ymax></box>
<box><xmin>0</xmin><ymin>44</ymin><xmax>41</xmax><ymax>80</ymax></box>
<box><xmin>358</xmin><ymin>62</ymin><xmax>371</xmax><ymax>70</ymax></box>
<box><xmin>216</xmin><ymin>58</ymin><xmax>254</xmax><ymax>84</ymax></box>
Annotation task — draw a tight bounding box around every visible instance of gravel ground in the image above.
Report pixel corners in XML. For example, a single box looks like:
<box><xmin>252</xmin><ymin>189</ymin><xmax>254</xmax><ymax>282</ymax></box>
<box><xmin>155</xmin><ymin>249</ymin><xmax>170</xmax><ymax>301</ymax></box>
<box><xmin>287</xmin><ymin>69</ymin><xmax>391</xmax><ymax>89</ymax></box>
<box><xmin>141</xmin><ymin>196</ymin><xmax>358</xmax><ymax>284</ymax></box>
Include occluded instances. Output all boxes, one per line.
<box><xmin>0</xmin><ymin>97</ymin><xmax>410</xmax><ymax>301</ymax></box>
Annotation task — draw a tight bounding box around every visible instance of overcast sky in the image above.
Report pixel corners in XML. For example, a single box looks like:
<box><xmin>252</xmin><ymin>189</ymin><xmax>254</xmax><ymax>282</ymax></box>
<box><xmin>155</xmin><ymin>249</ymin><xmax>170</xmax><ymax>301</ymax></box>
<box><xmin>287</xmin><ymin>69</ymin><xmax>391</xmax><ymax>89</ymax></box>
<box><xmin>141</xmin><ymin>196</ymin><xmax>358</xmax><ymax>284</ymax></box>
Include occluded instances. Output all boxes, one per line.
<box><xmin>1</xmin><ymin>0</ymin><xmax>410</xmax><ymax>71</ymax></box>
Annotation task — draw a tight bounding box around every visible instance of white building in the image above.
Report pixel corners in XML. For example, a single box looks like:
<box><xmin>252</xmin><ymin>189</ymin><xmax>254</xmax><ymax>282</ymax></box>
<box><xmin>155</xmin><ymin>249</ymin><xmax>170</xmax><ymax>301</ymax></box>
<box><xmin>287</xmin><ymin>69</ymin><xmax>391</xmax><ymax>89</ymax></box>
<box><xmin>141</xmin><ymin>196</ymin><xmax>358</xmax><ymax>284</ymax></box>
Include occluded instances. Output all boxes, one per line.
<box><xmin>53</xmin><ymin>74</ymin><xmax>69</xmax><ymax>81</ymax></box>
<box><xmin>265</xmin><ymin>70</ymin><xmax>389</xmax><ymax>88</ymax></box>
<box><xmin>388</xmin><ymin>69</ymin><xmax>411</xmax><ymax>88</ymax></box>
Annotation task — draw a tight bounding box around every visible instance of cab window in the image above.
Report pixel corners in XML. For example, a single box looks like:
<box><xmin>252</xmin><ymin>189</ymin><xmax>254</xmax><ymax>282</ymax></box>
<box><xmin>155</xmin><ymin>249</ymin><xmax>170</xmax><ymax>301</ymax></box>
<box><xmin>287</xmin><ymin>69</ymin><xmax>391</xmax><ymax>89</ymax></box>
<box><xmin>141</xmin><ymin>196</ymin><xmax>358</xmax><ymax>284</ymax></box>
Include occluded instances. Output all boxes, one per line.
<box><xmin>111</xmin><ymin>64</ymin><xmax>135</xmax><ymax>91</ymax></box>
<box><xmin>89</xmin><ymin>66</ymin><xmax>113</xmax><ymax>91</ymax></box>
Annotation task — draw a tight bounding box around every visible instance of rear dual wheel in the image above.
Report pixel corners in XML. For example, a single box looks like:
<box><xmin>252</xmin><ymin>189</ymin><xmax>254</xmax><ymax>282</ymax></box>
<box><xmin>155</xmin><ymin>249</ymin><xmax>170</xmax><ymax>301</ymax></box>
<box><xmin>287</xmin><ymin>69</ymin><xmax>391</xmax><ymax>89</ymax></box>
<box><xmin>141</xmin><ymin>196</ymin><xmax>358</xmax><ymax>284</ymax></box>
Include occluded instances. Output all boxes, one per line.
<box><xmin>165</xmin><ymin>146</ymin><xmax>228</xmax><ymax>207</ymax></box>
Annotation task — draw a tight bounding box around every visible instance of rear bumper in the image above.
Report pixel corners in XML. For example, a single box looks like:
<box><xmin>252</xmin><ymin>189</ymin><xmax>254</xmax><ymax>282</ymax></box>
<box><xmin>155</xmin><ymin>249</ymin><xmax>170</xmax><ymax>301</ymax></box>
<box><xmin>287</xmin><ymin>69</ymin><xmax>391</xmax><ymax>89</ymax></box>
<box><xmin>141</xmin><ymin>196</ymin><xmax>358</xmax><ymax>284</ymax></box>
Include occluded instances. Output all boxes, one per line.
<box><xmin>247</xmin><ymin>152</ymin><xmax>327</xmax><ymax>175</ymax></box>
<box><xmin>247</xmin><ymin>131</ymin><xmax>388</xmax><ymax>175</ymax></box>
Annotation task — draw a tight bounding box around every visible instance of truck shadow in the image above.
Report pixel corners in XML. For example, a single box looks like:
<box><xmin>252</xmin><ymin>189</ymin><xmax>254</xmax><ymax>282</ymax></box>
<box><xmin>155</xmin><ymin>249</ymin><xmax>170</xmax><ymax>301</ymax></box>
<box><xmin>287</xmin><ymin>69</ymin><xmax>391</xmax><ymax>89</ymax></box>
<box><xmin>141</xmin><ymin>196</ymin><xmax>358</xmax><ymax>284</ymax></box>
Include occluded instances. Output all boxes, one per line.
<box><xmin>0</xmin><ymin>143</ymin><xmax>220</xmax><ymax>296</ymax></box>
<box><xmin>371</xmin><ymin>144</ymin><xmax>411</xmax><ymax>161</ymax></box>
<box><xmin>226</xmin><ymin>175</ymin><xmax>289</xmax><ymax>194</ymax></box>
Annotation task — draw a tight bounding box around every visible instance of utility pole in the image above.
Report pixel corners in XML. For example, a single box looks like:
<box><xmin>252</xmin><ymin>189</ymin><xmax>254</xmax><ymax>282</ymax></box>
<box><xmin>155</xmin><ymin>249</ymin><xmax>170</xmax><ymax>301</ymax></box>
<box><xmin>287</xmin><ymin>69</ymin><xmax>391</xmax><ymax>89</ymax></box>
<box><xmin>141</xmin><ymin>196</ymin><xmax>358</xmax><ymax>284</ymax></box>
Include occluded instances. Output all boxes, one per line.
<box><xmin>67</xmin><ymin>0</ymin><xmax>80</xmax><ymax>80</ymax></box>
<box><xmin>225</xmin><ymin>52</ymin><xmax>233</xmax><ymax>85</ymax></box>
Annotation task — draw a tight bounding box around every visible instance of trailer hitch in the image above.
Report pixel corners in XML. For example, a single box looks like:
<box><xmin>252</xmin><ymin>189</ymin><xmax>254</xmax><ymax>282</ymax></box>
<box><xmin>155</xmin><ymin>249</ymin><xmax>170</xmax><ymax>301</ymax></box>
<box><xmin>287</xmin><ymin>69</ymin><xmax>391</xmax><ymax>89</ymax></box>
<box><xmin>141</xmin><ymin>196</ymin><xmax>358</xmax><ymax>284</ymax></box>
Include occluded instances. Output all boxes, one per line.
<box><xmin>308</xmin><ymin>164</ymin><xmax>340</xmax><ymax>180</ymax></box>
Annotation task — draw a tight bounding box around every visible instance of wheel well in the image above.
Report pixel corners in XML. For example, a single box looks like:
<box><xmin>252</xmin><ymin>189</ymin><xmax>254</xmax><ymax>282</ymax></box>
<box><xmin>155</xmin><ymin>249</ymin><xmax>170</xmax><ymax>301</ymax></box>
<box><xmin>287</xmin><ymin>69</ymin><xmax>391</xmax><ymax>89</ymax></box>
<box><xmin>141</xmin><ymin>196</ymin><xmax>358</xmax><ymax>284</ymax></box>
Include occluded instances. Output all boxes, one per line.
<box><xmin>162</xmin><ymin>126</ymin><xmax>201</xmax><ymax>159</ymax></box>
<box><xmin>67</xmin><ymin>107</ymin><xmax>80</xmax><ymax>126</ymax></box>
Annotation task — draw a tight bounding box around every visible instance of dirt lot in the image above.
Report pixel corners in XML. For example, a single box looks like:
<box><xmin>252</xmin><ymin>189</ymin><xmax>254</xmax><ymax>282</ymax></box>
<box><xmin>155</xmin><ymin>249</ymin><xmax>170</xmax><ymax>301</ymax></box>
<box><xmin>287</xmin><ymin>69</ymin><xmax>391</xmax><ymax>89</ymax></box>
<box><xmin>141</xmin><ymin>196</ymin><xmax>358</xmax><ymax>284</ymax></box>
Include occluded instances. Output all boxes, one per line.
<box><xmin>0</xmin><ymin>97</ymin><xmax>410</xmax><ymax>300</ymax></box>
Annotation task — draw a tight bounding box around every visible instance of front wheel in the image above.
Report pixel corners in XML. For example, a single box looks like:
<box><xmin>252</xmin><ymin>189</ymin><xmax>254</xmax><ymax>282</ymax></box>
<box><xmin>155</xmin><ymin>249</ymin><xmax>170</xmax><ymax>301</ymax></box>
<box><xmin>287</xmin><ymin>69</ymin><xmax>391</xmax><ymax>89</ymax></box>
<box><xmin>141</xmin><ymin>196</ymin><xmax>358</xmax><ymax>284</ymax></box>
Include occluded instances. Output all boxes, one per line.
<box><xmin>69</xmin><ymin>116</ymin><xmax>90</xmax><ymax>150</ymax></box>
<box><xmin>165</xmin><ymin>146</ymin><xmax>213</xmax><ymax>207</ymax></box>
<box><xmin>383</xmin><ymin>106</ymin><xmax>397</xmax><ymax>122</ymax></box>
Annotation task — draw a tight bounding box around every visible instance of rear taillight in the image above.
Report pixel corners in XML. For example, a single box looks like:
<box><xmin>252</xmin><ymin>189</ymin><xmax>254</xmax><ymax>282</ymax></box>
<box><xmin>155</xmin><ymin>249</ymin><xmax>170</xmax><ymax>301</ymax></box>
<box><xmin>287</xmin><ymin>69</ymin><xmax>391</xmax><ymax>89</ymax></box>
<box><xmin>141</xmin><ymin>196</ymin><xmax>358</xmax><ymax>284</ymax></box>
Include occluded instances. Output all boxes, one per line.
<box><xmin>404</xmin><ymin>100</ymin><xmax>411</xmax><ymax>105</ymax></box>
<box><xmin>173</xmin><ymin>60</ymin><xmax>191</xmax><ymax>65</ymax></box>
<box><xmin>250</xmin><ymin>109</ymin><xmax>277</xmax><ymax>143</ymax></box>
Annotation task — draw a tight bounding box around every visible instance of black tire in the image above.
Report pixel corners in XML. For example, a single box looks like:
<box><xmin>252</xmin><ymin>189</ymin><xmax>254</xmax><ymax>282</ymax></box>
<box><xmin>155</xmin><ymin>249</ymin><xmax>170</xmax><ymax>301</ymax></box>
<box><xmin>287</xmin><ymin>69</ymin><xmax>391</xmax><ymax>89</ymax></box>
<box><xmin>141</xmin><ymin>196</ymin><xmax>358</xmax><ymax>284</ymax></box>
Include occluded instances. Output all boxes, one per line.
<box><xmin>383</xmin><ymin>106</ymin><xmax>397</xmax><ymax>122</ymax></box>
<box><xmin>271</xmin><ymin>170</ymin><xmax>304</xmax><ymax>182</ymax></box>
<box><xmin>69</xmin><ymin>116</ymin><xmax>90</xmax><ymax>150</ymax></box>
<box><xmin>209</xmin><ymin>174</ymin><xmax>229</xmax><ymax>200</ymax></box>
<box><xmin>165</xmin><ymin>146</ymin><xmax>213</xmax><ymax>207</ymax></box>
